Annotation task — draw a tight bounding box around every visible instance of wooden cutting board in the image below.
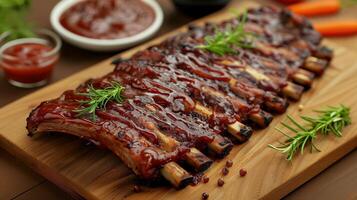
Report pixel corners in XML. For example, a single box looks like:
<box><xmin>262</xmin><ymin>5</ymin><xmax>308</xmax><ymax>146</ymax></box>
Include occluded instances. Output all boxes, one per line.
<box><xmin>0</xmin><ymin>2</ymin><xmax>356</xmax><ymax>200</ymax></box>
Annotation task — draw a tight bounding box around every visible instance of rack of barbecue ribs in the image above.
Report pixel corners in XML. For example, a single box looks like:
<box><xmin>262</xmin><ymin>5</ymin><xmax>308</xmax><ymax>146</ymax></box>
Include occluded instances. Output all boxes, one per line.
<box><xmin>27</xmin><ymin>6</ymin><xmax>333</xmax><ymax>188</ymax></box>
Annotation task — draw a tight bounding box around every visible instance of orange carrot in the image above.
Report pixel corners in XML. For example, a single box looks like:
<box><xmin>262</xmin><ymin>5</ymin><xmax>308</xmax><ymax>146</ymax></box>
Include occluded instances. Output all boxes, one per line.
<box><xmin>288</xmin><ymin>0</ymin><xmax>340</xmax><ymax>17</ymax></box>
<box><xmin>313</xmin><ymin>21</ymin><xmax>357</xmax><ymax>36</ymax></box>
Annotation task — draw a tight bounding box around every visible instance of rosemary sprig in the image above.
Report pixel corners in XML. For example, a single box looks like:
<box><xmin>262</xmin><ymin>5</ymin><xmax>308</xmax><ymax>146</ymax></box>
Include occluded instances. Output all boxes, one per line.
<box><xmin>197</xmin><ymin>11</ymin><xmax>255</xmax><ymax>56</ymax></box>
<box><xmin>269</xmin><ymin>105</ymin><xmax>351</xmax><ymax>161</ymax></box>
<box><xmin>75</xmin><ymin>82</ymin><xmax>125</xmax><ymax>119</ymax></box>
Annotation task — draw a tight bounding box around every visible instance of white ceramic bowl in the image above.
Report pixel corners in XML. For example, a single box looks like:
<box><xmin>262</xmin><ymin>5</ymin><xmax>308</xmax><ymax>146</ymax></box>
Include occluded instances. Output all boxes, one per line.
<box><xmin>50</xmin><ymin>0</ymin><xmax>164</xmax><ymax>51</ymax></box>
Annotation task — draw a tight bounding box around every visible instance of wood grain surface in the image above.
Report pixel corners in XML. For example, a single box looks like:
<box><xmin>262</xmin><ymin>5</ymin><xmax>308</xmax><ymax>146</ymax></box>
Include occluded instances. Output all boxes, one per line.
<box><xmin>0</xmin><ymin>1</ymin><xmax>357</xmax><ymax>200</ymax></box>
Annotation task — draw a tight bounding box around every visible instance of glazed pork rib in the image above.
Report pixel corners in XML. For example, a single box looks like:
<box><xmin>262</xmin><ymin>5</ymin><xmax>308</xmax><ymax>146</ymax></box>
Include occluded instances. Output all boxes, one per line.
<box><xmin>27</xmin><ymin>72</ymin><xmax>233</xmax><ymax>187</ymax></box>
<box><xmin>27</xmin><ymin>6</ymin><xmax>333</xmax><ymax>188</ymax></box>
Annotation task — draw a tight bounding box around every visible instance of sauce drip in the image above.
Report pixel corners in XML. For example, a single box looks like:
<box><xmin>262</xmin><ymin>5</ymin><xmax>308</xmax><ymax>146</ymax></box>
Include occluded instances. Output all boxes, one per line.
<box><xmin>60</xmin><ymin>0</ymin><xmax>156</xmax><ymax>39</ymax></box>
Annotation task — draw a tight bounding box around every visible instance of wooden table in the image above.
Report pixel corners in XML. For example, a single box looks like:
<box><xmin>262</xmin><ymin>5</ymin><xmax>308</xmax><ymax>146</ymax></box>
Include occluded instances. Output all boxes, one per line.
<box><xmin>0</xmin><ymin>0</ymin><xmax>356</xmax><ymax>199</ymax></box>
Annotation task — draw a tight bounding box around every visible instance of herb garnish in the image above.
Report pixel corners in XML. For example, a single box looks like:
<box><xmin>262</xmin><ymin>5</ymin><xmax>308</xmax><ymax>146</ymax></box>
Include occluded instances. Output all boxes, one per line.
<box><xmin>197</xmin><ymin>11</ymin><xmax>255</xmax><ymax>56</ymax></box>
<box><xmin>75</xmin><ymin>82</ymin><xmax>125</xmax><ymax>119</ymax></box>
<box><xmin>269</xmin><ymin>105</ymin><xmax>351</xmax><ymax>161</ymax></box>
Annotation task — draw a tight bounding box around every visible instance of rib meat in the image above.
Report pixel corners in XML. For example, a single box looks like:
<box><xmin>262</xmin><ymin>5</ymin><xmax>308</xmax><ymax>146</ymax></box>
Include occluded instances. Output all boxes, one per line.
<box><xmin>27</xmin><ymin>6</ymin><xmax>333</xmax><ymax>187</ymax></box>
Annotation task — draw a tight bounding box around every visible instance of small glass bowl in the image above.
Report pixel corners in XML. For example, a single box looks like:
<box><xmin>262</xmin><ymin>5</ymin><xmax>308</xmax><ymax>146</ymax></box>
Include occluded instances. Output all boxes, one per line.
<box><xmin>0</xmin><ymin>29</ymin><xmax>62</xmax><ymax>88</ymax></box>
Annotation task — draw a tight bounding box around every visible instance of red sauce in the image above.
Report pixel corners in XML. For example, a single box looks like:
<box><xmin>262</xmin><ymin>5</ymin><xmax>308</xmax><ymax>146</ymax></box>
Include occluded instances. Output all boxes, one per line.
<box><xmin>60</xmin><ymin>0</ymin><xmax>156</xmax><ymax>40</ymax></box>
<box><xmin>0</xmin><ymin>43</ymin><xmax>58</xmax><ymax>84</ymax></box>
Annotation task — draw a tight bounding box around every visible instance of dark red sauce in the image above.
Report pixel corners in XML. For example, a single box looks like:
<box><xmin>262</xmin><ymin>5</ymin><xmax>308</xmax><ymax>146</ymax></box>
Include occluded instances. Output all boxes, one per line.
<box><xmin>60</xmin><ymin>0</ymin><xmax>156</xmax><ymax>39</ymax></box>
<box><xmin>1</xmin><ymin>43</ymin><xmax>58</xmax><ymax>84</ymax></box>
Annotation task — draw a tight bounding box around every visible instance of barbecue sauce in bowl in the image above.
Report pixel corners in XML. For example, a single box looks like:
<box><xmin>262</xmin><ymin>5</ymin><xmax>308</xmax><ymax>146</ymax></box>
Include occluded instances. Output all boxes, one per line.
<box><xmin>60</xmin><ymin>0</ymin><xmax>156</xmax><ymax>40</ymax></box>
<box><xmin>1</xmin><ymin>43</ymin><xmax>57</xmax><ymax>86</ymax></box>
<box><xmin>0</xmin><ymin>30</ymin><xmax>61</xmax><ymax>88</ymax></box>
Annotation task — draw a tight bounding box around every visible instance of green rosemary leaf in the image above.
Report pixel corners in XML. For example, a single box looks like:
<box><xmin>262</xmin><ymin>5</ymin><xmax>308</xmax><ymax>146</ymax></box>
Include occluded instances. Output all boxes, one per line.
<box><xmin>75</xmin><ymin>82</ymin><xmax>125</xmax><ymax>119</ymax></box>
<box><xmin>280</xmin><ymin>121</ymin><xmax>299</xmax><ymax>134</ymax></box>
<box><xmin>287</xmin><ymin>115</ymin><xmax>308</xmax><ymax>132</ymax></box>
<box><xmin>300</xmin><ymin>115</ymin><xmax>316</xmax><ymax>124</ymax></box>
<box><xmin>197</xmin><ymin>11</ymin><xmax>255</xmax><ymax>56</ymax></box>
<box><xmin>268</xmin><ymin>105</ymin><xmax>351</xmax><ymax>161</ymax></box>
<box><xmin>300</xmin><ymin>132</ymin><xmax>312</xmax><ymax>155</ymax></box>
